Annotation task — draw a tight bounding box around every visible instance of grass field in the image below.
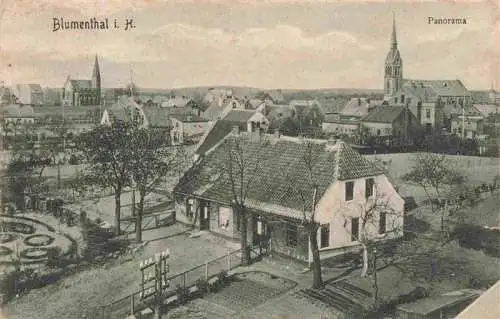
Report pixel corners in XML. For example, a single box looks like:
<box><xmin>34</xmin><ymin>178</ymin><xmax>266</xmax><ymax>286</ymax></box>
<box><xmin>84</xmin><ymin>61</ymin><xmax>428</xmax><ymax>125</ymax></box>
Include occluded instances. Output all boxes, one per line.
<box><xmin>365</xmin><ymin>153</ymin><xmax>499</xmax><ymax>203</ymax></box>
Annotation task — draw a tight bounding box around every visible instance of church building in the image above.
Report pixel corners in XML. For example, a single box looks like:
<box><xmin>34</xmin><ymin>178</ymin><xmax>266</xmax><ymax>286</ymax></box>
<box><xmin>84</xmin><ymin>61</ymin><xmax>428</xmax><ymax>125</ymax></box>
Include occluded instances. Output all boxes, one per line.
<box><xmin>383</xmin><ymin>16</ymin><xmax>470</xmax><ymax>136</ymax></box>
<box><xmin>62</xmin><ymin>55</ymin><xmax>101</xmax><ymax>106</ymax></box>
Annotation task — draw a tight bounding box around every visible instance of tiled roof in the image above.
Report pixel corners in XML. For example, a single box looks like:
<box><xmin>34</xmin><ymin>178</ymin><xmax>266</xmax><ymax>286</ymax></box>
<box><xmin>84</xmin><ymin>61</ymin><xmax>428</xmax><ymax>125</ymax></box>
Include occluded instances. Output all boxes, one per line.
<box><xmin>401</xmin><ymin>85</ymin><xmax>439</xmax><ymax>103</ymax></box>
<box><xmin>170</xmin><ymin>113</ymin><xmax>208</xmax><ymax>123</ymax></box>
<box><xmin>403</xmin><ymin>79</ymin><xmax>469</xmax><ymax>97</ymax></box>
<box><xmin>341</xmin><ymin>98</ymin><xmax>372</xmax><ymax>117</ymax></box>
<box><xmin>142</xmin><ymin>107</ymin><xmax>170</xmax><ymax>127</ymax></box>
<box><xmin>175</xmin><ymin>134</ymin><xmax>385</xmax><ymax>218</ymax></box>
<box><xmin>161</xmin><ymin>97</ymin><xmax>193</xmax><ymax>108</ymax></box>
<box><xmin>223</xmin><ymin>109</ymin><xmax>256</xmax><ymax>123</ymax></box>
<box><xmin>70</xmin><ymin>80</ymin><xmax>92</xmax><ymax>90</ymax></box>
<box><xmin>246</xmin><ymin>99</ymin><xmax>265</xmax><ymax>109</ymax></box>
<box><xmin>473</xmin><ymin>104</ymin><xmax>500</xmax><ymax>117</ymax></box>
<box><xmin>203</xmin><ymin>101</ymin><xmax>225</xmax><ymax>121</ymax></box>
<box><xmin>361</xmin><ymin>105</ymin><xmax>406</xmax><ymax>123</ymax></box>
<box><xmin>195</xmin><ymin>120</ymin><xmax>236</xmax><ymax>155</ymax></box>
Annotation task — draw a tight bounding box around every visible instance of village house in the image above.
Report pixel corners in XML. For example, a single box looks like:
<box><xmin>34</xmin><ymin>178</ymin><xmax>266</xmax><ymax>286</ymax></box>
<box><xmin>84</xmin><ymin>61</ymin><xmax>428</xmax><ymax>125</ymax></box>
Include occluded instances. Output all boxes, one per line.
<box><xmin>173</xmin><ymin>132</ymin><xmax>404</xmax><ymax>262</ymax></box>
<box><xmin>360</xmin><ymin>105</ymin><xmax>419</xmax><ymax>138</ymax></box>
<box><xmin>193</xmin><ymin>109</ymin><xmax>270</xmax><ymax>159</ymax></box>
<box><xmin>100</xmin><ymin>97</ymin><xmax>147</xmax><ymax>127</ymax></box>
<box><xmin>450</xmin><ymin>106</ymin><xmax>485</xmax><ymax>139</ymax></box>
<box><xmin>322</xmin><ymin>114</ymin><xmax>360</xmax><ymax>135</ymax></box>
<box><xmin>170</xmin><ymin>114</ymin><xmax>211</xmax><ymax>145</ymax></box>
<box><xmin>12</xmin><ymin>84</ymin><xmax>44</xmax><ymax>106</ymax></box>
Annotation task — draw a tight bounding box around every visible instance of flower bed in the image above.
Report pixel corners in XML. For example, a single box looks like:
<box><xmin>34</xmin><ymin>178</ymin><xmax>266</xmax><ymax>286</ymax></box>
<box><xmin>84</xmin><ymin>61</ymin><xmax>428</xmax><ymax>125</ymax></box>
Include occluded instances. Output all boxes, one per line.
<box><xmin>4</xmin><ymin>222</ymin><xmax>35</xmax><ymax>235</ymax></box>
<box><xmin>0</xmin><ymin>233</ymin><xmax>15</xmax><ymax>244</ymax></box>
<box><xmin>19</xmin><ymin>248</ymin><xmax>50</xmax><ymax>260</ymax></box>
<box><xmin>0</xmin><ymin>246</ymin><xmax>13</xmax><ymax>256</ymax></box>
<box><xmin>24</xmin><ymin>234</ymin><xmax>55</xmax><ymax>247</ymax></box>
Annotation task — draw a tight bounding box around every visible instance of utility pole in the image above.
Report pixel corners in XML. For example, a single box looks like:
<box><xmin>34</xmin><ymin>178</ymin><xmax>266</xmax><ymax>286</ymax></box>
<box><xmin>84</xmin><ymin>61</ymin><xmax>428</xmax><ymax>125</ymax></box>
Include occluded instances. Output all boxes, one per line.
<box><xmin>139</xmin><ymin>249</ymin><xmax>170</xmax><ymax>319</ymax></box>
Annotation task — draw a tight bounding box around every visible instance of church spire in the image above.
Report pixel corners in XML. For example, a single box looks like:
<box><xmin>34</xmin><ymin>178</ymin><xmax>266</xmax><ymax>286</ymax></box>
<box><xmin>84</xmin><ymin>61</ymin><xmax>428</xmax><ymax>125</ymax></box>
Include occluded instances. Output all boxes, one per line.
<box><xmin>91</xmin><ymin>54</ymin><xmax>101</xmax><ymax>105</ymax></box>
<box><xmin>391</xmin><ymin>12</ymin><xmax>397</xmax><ymax>49</ymax></box>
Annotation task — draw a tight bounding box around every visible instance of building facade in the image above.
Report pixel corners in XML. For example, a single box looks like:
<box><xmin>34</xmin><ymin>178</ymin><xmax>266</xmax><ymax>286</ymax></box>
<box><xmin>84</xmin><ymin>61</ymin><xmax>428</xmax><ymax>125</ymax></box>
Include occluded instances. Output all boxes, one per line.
<box><xmin>62</xmin><ymin>55</ymin><xmax>101</xmax><ymax>107</ymax></box>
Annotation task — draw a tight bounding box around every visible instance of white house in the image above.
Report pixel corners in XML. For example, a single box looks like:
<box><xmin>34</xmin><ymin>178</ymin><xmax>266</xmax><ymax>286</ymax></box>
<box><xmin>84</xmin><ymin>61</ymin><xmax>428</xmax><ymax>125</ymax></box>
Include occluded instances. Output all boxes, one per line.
<box><xmin>12</xmin><ymin>84</ymin><xmax>44</xmax><ymax>106</ymax></box>
<box><xmin>170</xmin><ymin>114</ymin><xmax>211</xmax><ymax>145</ymax></box>
<box><xmin>173</xmin><ymin>132</ymin><xmax>404</xmax><ymax>262</ymax></box>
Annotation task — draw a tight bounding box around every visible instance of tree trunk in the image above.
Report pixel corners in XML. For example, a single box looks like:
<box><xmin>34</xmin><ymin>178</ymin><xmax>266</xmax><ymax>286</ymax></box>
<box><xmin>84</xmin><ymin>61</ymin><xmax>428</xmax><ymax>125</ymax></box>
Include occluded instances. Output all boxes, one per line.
<box><xmin>135</xmin><ymin>195</ymin><xmax>145</xmax><ymax>242</ymax></box>
<box><xmin>239</xmin><ymin>204</ymin><xmax>250</xmax><ymax>266</ymax></box>
<box><xmin>309</xmin><ymin>225</ymin><xmax>323</xmax><ymax>289</ymax></box>
<box><xmin>372</xmin><ymin>253</ymin><xmax>379</xmax><ymax>306</ymax></box>
<box><xmin>361</xmin><ymin>243</ymin><xmax>369</xmax><ymax>277</ymax></box>
<box><xmin>114</xmin><ymin>190</ymin><xmax>121</xmax><ymax>236</ymax></box>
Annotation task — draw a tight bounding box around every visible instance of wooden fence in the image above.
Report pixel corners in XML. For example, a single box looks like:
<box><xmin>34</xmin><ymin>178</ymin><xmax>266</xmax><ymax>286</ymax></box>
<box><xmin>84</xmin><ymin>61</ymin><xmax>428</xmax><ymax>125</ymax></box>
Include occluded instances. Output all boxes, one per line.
<box><xmin>90</xmin><ymin>249</ymin><xmax>242</xmax><ymax>319</ymax></box>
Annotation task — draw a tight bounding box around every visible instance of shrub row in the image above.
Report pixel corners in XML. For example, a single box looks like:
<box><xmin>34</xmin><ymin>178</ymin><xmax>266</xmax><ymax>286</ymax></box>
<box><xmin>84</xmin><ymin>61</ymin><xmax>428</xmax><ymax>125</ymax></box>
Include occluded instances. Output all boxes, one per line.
<box><xmin>452</xmin><ymin>224</ymin><xmax>500</xmax><ymax>258</ymax></box>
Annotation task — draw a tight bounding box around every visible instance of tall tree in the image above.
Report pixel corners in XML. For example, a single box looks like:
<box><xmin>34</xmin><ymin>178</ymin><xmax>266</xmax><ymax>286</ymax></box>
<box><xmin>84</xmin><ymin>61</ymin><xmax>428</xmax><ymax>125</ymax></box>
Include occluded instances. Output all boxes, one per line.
<box><xmin>223</xmin><ymin>136</ymin><xmax>264</xmax><ymax>266</ymax></box>
<box><xmin>129</xmin><ymin>126</ymin><xmax>178</xmax><ymax>242</ymax></box>
<box><xmin>401</xmin><ymin>153</ymin><xmax>467</xmax><ymax>237</ymax></box>
<box><xmin>77</xmin><ymin>121</ymin><xmax>135</xmax><ymax>236</ymax></box>
<box><xmin>288</xmin><ymin>140</ymin><xmax>324</xmax><ymax>289</ymax></box>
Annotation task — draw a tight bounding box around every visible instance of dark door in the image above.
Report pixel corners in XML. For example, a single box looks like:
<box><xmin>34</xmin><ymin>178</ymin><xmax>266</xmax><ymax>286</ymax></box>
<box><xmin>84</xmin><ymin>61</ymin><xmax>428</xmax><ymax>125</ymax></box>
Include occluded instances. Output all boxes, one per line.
<box><xmin>199</xmin><ymin>201</ymin><xmax>210</xmax><ymax>230</ymax></box>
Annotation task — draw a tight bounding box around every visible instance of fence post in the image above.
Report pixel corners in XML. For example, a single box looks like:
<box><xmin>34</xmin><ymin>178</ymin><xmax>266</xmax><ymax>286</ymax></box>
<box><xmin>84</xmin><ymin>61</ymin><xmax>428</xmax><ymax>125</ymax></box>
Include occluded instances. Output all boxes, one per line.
<box><xmin>183</xmin><ymin>272</ymin><xmax>186</xmax><ymax>290</ymax></box>
<box><xmin>130</xmin><ymin>293</ymin><xmax>134</xmax><ymax>316</ymax></box>
<box><xmin>227</xmin><ymin>251</ymin><xmax>231</xmax><ymax>271</ymax></box>
<box><xmin>205</xmin><ymin>261</ymin><xmax>208</xmax><ymax>281</ymax></box>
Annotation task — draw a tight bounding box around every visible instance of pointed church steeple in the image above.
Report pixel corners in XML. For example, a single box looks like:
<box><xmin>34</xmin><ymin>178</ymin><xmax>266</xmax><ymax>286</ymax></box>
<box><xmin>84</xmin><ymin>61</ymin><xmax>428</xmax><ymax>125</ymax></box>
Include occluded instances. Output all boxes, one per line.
<box><xmin>91</xmin><ymin>54</ymin><xmax>101</xmax><ymax>105</ymax></box>
<box><xmin>391</xmin><ymin>12</ymin><xmax>397</xmax><ymax>49</ymax></box>
<box><xmin>384</xmin><ymin>14</ymin><xmax>403</xmax><ymax>100</ymax></box>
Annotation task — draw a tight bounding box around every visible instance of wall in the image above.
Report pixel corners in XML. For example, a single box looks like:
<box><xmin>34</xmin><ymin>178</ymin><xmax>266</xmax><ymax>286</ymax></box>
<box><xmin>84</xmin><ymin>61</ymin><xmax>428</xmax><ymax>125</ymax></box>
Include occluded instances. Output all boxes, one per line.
<box><xmin>322</xmin><ymin>122</ymin><xmax>359</xmax><ymax>134</ymax></box>
<box><xmin>362</xmin><ymin>122</ymin><xmax>393</xmax><ymax>136</ymax></box>
<box><xmin>269</xmin><ymin>222</ymin><xmax>309</xmax><ymax>262</ymax></box>
<box><xmin>182</xmin><ymin>121</ymin><xmax>211</xmax><ymax>141</ymax></box>
<box><xmin>315</xmin><ymin>174</ymin><xmax>404</xmax><ymax>255</ymax></box>
<box><xmin>208</xmin><ymin>204</ymin><xmax>238</xmax><ymax>239</ymax></box>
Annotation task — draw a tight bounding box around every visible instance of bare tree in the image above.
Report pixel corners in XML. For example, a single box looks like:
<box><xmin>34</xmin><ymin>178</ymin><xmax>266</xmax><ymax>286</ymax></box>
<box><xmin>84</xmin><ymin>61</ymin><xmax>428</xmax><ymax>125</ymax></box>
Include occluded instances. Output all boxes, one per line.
<box><xmin>223</xmin><ymin>134</ymin><xmax>265</xmax><ymax>266</ymax></box>
<box><xmin>402</xmin><ymin>153</ymin><xmax>467</xmax><ymax>237</ymax></box>
<box><xmin>341</xmin><ymin>184</ymin><xmax>403</xmax><ymax>279</ymax></box>
<box><xmin>129</xmin><ymin>126</ymin><xmax>178</xmax><ymax>242</ymax></box>
<box><xmin>287</xmin><ymin>139</ymin><xmax>324</xmax><ymax>289</ymax></box>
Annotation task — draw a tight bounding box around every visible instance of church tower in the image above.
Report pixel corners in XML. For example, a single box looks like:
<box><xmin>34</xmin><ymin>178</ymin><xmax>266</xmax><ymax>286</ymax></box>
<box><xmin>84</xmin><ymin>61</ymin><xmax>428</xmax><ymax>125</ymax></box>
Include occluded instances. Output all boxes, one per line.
<box><xmin>91</xmin><ymin>54</ymin><xmax>101</xmax><ymax>105</ymax></box>
<box><xmin>384</xmin><ymin>15</ymin><xmax>403</xmax><ymax>100</ymax></box>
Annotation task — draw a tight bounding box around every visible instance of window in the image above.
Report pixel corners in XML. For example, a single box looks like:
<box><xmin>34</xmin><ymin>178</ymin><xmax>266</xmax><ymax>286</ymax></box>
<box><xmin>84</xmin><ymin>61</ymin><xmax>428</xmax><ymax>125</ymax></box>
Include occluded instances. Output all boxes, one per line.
<box><xmin>286</xmin><ymin>224</ymin><xmax>298</xmax><ymax>247</ymax></box>
<box><xmin>376</xmin><ymin>129</ymin><xmax>381</xmax><ymax>136</ymax></box>
<box><xmin>351</xmin><ymin>217</ymin><xmax>359</xmax><ymax>242</ymax></box>
<box><xmin>365</xmin><ymin>178</ymin><xmax>374</xmax><ymax>198</ymax></box>
<box><xmin>379</xmin><ymin>212</ymin><xmax>387</xmax><ymax>234</ymax></box>
<box><xmin>345</xmin><ymin>181</ymin><xmax>354</xmax><ymax>201</ymax></box>
<box><xmin>320</xmin><ymin>224</ymin><xmax>330</xmax><ymax>248</ymax></box>
<box><xmin>232</xmin><ymin>102</ymin><xmax>237</xmax><ymax>109</ymax></box>
<box><xmin>426</xmin><ymin>109</ymin><xmax>431</xmax><ymax>119</ymax></box>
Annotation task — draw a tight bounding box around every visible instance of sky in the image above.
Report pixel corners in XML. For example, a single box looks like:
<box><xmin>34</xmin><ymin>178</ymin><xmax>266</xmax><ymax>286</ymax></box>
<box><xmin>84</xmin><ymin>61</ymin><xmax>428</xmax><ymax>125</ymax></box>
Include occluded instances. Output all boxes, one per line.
<box><xmin>0</xmin><ymin>0</ymin><xmax>498</xmax><ymax>90</ymax></box>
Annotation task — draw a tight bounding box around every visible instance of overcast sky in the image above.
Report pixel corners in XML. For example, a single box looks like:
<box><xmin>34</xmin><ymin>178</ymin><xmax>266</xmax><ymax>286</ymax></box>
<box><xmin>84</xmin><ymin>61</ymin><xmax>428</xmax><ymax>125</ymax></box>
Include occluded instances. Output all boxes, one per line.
<box><xmin>0</xmin><ymin>0</ymin><xmax>498</xmax><ymax>90</ymax></box>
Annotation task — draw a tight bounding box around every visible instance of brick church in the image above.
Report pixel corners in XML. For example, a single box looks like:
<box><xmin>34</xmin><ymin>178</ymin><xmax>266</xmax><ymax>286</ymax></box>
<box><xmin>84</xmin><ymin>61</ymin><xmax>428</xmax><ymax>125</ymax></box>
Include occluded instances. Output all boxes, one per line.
<box><xmin>62</xmin><ymin>55</ymin><xmax>101</xmax><ymax>106</ymax></box>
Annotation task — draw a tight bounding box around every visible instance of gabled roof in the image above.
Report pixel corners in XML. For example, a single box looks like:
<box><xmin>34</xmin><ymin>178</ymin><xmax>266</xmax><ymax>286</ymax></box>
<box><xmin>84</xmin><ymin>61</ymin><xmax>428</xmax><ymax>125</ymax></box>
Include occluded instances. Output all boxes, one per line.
<box><xmin>401</xmin><ymin>84</ymin><xmax>439</xmax><ymax>103</ymax></box>
<box><xmin>195</xmin><ymin>120</ymin><xmax>236</xmax><ymax>155</ymax></box>
<box><xmin>289</xmin><ymin>100</ymin><xmax>319</xmax><ymax>107</ymax></box>
<box><xmin>246</xmin><ymin>99</ymin><xmax>265</xmax><ymax>109</ymax></box>
<box><xmin>223</xmin><ymin>109</ymin><xmax>256</xmax><ymax>123</ymax></box>
<box><xmin>403</xmin><ymin>79</ymin><xmax>469</xmax><ymax>97</ymax></box>
<box><xmin>473</xmin><ymin>104</ymin><xmax>500</xmax><ymax>117</ymax></box>
<box><xmin>70</xmin><ymin>80</ymin><xmax>92</xmax><ymax>90</ymax></box>
<box><xmin>175</xmin><ymin>134</ymin><xmax>385</xmax><ymax>218</ymax></box>
<box><xmin>161</xmin><ymin>97</ymin><xmax>193</xmax><ymax>108</ymax></box>
<box><xmin>142</xmin><ymin>107</ymin><xmax>170</xmax><ymax>127</ymax></box>
<box><xmin>361</xmin><ymin>105</ymin><xmax>407</xmax><ymax>123</ymax></box>
<box><xmin>170</xmin><ymin>113</ymin><xmax>208</xmax><ymax>123</ymax></box>
<box><xmin>341</xmin><ymin>98</ymin><xmax>373</xmax><ymax>117</ymax></box>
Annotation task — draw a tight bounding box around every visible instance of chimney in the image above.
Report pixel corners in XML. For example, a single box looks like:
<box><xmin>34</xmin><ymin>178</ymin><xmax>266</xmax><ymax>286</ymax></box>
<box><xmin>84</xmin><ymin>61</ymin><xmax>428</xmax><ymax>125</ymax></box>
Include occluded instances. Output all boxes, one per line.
<box><xmin>231</xmin><ymin>125</ymin><xmax>240</xmax><ymax>135</ymax></box>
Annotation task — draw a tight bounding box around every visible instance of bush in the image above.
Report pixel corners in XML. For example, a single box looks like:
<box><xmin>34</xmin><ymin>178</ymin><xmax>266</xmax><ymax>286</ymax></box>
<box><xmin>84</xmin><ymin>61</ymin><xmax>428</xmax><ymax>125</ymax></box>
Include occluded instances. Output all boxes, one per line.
<box><xmin>453</xmin><ymin>224</ymin><xmax>500</xmax><ymax>257</ymax></box>
<box><xmin>195</xmin><ymin>277</ymin><xmax>209</xmax><ymax>295</ymax></box>
<box><xmin>175</xmin><ymin>284</ymin><xmax>190</xmax><ymax>305</ymax></box>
